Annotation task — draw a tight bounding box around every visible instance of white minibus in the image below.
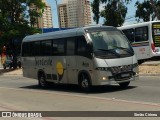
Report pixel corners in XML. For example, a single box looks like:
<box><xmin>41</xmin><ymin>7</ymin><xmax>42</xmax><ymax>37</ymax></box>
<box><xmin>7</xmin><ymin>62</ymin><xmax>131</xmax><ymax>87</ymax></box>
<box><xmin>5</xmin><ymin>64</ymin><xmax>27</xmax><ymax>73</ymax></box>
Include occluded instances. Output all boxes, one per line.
<box><xmin>21</xmin><ymin>26</ymin><xmax>138</xmax><ymax>91</ymax></box>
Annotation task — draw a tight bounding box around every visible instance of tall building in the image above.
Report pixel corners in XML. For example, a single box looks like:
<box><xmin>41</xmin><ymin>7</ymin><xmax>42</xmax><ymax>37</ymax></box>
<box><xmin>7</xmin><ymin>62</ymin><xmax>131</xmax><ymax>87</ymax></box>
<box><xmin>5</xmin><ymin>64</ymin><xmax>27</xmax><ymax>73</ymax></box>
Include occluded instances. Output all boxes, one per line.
<box><xmin>30</xmin><ymin>0</ymin><xmax>53</xmax><ymax>28</ymax></box>
<box><xmin>59</xmin><ymin>3</ymin><xmax>68</xmax><ymax>28</ymax></box>
<box><xmin>41</xmin><ymin>0</ymin><xmax>53</xmax><ymax>28</ymax></box>
<box><xmin>58</xmin><ymin>0</ymin><xmax>92</xmax><ymax>28</ymax></box>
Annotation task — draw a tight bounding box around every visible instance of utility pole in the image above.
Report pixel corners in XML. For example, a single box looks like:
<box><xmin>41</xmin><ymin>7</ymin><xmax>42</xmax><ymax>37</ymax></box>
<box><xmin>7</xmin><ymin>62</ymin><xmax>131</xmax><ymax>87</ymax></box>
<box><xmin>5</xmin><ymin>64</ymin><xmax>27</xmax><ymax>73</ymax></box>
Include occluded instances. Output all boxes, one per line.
<box><xmin>54</xmin><ymin>0</ymin><xmax>61</xmax><ymax>30</ymax></box>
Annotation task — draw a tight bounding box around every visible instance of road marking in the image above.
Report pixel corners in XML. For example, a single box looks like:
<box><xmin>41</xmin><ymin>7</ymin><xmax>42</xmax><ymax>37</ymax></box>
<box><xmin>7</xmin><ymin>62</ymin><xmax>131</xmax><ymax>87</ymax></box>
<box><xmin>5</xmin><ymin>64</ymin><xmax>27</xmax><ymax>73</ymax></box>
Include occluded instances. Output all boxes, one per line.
<box><xmin>0</xmin><ymin>86</ymin><xmax>160</xmax><ymax>108</ymax></box>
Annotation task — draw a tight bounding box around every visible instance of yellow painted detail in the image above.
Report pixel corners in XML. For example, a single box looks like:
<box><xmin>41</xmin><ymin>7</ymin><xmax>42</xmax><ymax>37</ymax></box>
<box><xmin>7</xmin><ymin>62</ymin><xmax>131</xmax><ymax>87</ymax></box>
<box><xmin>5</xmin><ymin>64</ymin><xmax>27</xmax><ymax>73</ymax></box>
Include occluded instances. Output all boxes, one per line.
<box><xmin>56</xmin><ymin>62</ymin><xmax>64</xmax><ymax>75</ymax></box>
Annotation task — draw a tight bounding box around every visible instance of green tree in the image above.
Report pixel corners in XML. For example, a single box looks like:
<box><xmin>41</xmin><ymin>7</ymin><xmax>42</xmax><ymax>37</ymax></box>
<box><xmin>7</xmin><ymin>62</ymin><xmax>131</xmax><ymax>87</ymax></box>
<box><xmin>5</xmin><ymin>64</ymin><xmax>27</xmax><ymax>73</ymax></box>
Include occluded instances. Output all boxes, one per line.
<box><xmin>135</xmin><ymin>0</ymin><xmax>160</xmax><ymax>22</ymax></box>
<box><xmin>150</xmin><ymin>0</ymin><xmax>160</xmax><ymax>20</ymax></box>
<box><xmin>0</xmin><ymin>0</ymin><xmax>45</xmax><ymax>46</ymax></box>
<box><xmin>135</xmin><ymin>1</ymin><xmax>154</xmax><ymax>22</ymax></box>
<box><xmin>101</xmin><ymin>1</ymin><xmax>128</xmax><ymax>27</ymax></box>
<box><xmin>0</xmin><ymin>0</ymin><xmax>45</xmax><ymax>68</ymax></box>
<box><xmin>92</xmin><ymin>0</ymin><xmax>131</xmax><ymax>27</ymax></box>
<box><xmin>91</xmin><ymin>0</ymin><xmax>100</xmax><ymax>24</ymax></box>
<box><xmin>27</xmin><ymin>0</ymin><xmax>46</xmax><ymax>27</ymax></box>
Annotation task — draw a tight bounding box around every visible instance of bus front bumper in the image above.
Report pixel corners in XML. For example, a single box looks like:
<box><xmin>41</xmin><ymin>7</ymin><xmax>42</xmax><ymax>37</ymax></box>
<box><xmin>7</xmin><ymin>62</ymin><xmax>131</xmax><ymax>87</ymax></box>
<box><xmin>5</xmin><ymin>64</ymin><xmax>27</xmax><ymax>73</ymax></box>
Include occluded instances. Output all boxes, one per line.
<box><xmin>99</xmin><ymin>73</ymin><xmax>139</xmax><ymax>85</ymax></box>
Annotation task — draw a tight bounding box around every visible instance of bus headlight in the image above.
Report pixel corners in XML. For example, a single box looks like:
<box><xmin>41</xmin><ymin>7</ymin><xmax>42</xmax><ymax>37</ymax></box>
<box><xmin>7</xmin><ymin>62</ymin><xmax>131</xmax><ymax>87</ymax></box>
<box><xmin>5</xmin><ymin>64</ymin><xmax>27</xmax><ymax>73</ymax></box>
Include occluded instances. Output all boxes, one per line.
<box><xmin>102</xmin><ymin>76</ymin><xmax>108</xmax><ymax>81</ymax></box>
<box><xmin>96</xmin><ymin>67</ymin><xmax>108</xmax><ymax>71</ymax></box>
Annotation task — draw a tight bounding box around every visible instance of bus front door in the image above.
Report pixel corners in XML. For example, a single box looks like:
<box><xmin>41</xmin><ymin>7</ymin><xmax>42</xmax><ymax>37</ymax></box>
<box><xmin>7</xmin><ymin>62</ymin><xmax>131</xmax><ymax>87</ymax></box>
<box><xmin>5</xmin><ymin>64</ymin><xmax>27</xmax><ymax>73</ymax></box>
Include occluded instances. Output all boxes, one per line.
<box><xmin>66</xmin><ymin>56</ymin><xmax>77</xmax><ymax>84</ymax></box>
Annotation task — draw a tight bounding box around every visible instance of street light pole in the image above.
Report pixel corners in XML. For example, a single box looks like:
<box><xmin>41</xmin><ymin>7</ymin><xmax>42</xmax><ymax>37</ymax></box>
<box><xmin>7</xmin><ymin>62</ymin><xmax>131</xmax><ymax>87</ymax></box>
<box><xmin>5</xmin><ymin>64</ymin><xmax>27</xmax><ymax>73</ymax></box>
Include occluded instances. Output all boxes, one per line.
<box><xmin>54</xmin><ymin>0</ymin><xmax>61</xmax><ymax>30</ymax></box>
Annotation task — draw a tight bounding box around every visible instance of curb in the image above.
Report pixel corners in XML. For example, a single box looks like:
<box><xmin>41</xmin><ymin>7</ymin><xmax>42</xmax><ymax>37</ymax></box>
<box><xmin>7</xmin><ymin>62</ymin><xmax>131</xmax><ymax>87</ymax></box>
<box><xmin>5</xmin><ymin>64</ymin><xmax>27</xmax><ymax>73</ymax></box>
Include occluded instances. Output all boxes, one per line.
<box><xmin>140</xmin><ymin>64</ymin><xmax>160</xmax><ymax>66</ymax></box>
<box><xmin>0</xmin><ymin>74</ymin><xmax>22</xmax><ymax>76</ymax></box>
<box><xmin>139</xmin><ymin>74</ymin><xmax>160</xmax><ymax>76</ymax></box>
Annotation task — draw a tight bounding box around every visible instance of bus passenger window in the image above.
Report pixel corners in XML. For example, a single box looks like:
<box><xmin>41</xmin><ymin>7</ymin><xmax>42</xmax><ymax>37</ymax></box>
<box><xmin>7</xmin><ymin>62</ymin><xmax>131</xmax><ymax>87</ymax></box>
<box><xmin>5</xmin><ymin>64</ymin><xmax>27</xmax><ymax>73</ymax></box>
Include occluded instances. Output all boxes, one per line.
<box><xmin>22</xmin><ymin>42</ymin><xmax>33</xmax><ymax>56</ymax></box>
<box><xmin>77</xmin><ymin>36</ymin><xmax>88</xmax><ymax>55</ymax></box>
<box><xmin>52</xmin><ymin>39</ymin><xmax>65</xmax><ymax>55</ymax></box>
<box><xmin>122</xmin><ymin>29</ymin><xmax>134</xmax><ymax>43</ymax></box>
<box><xmin>22</xmin><ymin>43</ymin><xmax>28</xmax><ymax>56</ymax></box>
<box><xmin>135</xmin><ymin>27</ymin><xmax>148</xmax><ymax>42</ymax></box>
<box><xmin>41</xmin><ymin>40</ymin><xmax>52</xmax><ymax>56</ymax></box>
<box><xmin>33</xmin><ymin>41</ymin><xmax>41</xmax><ymax>56</ymax></box>
<box><xmin>66</xmin><ymin>37</ymin><xmax>76</xmax><ymax>55</ymax></box>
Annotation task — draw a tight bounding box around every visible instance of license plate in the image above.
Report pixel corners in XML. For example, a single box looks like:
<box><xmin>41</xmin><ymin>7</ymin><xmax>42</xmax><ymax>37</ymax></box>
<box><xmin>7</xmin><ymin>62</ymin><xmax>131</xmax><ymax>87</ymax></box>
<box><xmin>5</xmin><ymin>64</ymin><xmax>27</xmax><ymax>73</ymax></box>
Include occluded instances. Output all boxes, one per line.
<box><xmin>121</xmin><ymin>73</ymin><xmax>130</xmax><ymax>77</ymax></box>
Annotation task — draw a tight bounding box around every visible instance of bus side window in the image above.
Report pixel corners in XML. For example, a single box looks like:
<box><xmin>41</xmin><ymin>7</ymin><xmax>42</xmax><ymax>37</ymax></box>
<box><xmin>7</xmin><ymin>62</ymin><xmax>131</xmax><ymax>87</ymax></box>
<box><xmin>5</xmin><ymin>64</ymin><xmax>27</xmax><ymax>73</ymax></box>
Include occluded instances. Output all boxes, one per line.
<box><xmin>33</xmin><ymin>41</ymin><xmax>41</xmax><ymax>56</ymax></box>
<box><xmin>122</xmin><ymin>29</ymin><xmax>134</xmax><ymax>43</ymax></box>
<box><xmin>52</xmin><ymin>39</ymin><xmax>65</xmax><ymax>56</ymax></box>
<box><xmin>22</xmin><ymin>42</ymin><xmax>32</xmax><ymax>56</ymax></box>
<box><xmin>41</xmin><ymin>40</ymin><xmax>52</xmax><ymax>56</ymax></box>
<box><xmin>77</xmin><ymin>36</ymin><xmax>87</xmax><ymax>56</ymax></box>
<box><xmin>22</xmin><ymin>43</ymin><xmax>27</xmax><ymax>57</ymax></box>
<box><xmin>135</xmin><ymin>27</ymin><xmax>148</xmax><ymax>42</ymax></box>
<box><xmin>66</xmin><ymin>37</ymin><xmax>76</xmax><ymax>55</ymax></box>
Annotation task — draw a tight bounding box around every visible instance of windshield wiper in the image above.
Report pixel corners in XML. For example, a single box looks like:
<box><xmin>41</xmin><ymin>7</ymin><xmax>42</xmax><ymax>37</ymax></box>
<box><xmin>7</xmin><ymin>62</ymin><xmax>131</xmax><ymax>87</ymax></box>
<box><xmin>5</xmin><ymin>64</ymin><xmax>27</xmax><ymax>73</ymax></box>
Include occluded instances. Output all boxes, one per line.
<box><xmin>113</xmin><ymin>46</ymin><xmax>134</xmax><ymax>55</ymax></box>
<box><xmin>97</xmin><ymin>48</ymin><xmax>120</xmax><ymax>57</ymax></box>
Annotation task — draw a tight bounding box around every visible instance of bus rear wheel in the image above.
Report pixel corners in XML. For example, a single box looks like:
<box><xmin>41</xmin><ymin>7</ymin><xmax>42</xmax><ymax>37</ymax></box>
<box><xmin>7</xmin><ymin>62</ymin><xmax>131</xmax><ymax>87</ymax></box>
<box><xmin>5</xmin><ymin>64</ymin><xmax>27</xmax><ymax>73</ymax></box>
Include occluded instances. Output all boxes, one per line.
<box><xmin>79</xmin><ymin>73</ymin><xmax>91</xmax><ymax>92</ymax></box>
<box><xmin>119</xmin><ymin>81</ymin><xmax>130</xmax><ymax>88</ymax></box>
<box><xmin>38</xmin><ymin>73</ymin><xmax>49</xmax><ymax>88</ymax></box>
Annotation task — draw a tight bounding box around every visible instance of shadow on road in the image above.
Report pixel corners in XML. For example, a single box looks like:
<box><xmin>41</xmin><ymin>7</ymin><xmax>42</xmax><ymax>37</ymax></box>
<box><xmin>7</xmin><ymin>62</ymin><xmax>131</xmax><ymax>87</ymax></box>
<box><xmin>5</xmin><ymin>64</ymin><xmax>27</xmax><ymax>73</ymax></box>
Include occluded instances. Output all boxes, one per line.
<box><xmin>20</xmin><ymin>84</ymin><xmax>137</xmax><ymax>94</ymax></box>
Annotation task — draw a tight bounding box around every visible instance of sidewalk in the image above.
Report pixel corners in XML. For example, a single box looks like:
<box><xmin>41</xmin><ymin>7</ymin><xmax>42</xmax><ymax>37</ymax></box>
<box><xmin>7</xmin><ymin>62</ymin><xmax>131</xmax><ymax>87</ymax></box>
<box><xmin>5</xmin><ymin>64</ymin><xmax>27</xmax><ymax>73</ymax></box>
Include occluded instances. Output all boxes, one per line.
<box><xmin>139</xmin><ymin>61</ymin><xmax>160</xmax><ymax>76</ymax></box>
<box><xmin>0</xmin><ymin>68</ymin><xmax>22</xmax><ymax>76</ymax></box>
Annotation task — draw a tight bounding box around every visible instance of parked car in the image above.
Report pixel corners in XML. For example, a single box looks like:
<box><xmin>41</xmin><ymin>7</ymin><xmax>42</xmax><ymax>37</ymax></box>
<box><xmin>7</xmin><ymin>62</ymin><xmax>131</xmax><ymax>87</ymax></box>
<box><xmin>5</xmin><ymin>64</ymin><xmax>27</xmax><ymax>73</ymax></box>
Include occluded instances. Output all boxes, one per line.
<box><xmin>3</xmin><ymin>56</ymin><xmax>21</xmax><ymax>69</ymax></box>
<box><xmin>3</xmin><ymin>56</ymin><xmax>13</xmax><ymax>69</ymax></box>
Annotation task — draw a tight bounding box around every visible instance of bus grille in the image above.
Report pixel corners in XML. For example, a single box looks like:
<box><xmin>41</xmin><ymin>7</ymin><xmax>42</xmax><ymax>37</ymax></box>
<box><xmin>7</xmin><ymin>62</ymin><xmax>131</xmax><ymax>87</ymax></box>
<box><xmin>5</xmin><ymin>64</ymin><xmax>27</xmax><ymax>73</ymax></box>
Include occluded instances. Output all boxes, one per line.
<box><xmin>110</xmin><ymin>65</ymin><xmax>133</xmax><ymax>74</ymax></box>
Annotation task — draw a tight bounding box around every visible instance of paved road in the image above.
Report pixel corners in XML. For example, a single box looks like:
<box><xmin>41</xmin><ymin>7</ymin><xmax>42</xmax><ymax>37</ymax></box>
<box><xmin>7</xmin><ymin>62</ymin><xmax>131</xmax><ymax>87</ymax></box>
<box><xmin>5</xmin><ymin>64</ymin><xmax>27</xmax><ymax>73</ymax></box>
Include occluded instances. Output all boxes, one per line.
<box><xmin>0</xmin><ymin>75</ymin><xmax>160</xmax><ymax>120</ymax></box>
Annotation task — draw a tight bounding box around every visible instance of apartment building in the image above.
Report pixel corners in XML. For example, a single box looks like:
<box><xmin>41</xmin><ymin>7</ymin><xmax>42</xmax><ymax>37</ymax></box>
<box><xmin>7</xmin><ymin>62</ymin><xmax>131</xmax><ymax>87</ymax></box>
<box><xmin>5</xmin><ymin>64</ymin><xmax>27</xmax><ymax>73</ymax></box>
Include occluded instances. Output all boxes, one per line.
<box><xmin>59</xmin><ymin>3</ymin><xmax>68</xmax><ymax>28</ymax></box>
<box><xmin>30</xmin><ymin>0</ymin><xmax>53</xmax><ymax>28</ymax></box>
<box><xmin>58</xmin><ymin>0</ymin><xmax>92</xmax><ymax>28</ymax></box>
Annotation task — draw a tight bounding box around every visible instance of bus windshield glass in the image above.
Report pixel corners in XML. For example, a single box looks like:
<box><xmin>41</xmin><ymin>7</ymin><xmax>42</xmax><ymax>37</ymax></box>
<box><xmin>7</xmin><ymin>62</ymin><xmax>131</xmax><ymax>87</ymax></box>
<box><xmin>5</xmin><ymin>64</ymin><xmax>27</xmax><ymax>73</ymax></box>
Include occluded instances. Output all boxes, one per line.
<box><xmin>152</xmin><ymin>22</ymin><xmax>160</xmax><ymax>47</ymax></box>
<box><xmin>87</xmin><ymin>30</ymin><xmax>134</xmax><ymax>59</ymax></box>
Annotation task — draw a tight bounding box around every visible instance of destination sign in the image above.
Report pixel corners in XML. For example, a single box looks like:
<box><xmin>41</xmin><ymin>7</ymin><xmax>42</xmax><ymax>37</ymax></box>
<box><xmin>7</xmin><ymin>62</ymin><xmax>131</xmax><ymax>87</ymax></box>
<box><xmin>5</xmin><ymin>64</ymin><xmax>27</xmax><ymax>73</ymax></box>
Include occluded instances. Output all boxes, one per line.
<box><xmin>152</xmin><ymin>23</ymin><xmax>160</xmax><ymax>47</ymax></box>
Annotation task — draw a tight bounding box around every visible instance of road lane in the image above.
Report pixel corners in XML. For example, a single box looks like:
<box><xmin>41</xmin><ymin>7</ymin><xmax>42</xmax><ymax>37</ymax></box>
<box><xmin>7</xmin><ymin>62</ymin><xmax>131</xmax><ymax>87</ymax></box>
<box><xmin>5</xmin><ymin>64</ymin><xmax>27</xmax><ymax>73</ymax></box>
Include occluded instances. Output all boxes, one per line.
<box><xmin>0</xmin><ymin>75</ymin><xmax>160</xmax><ymax>104</ymax></box>
<box><xmin>0</xmin><ymin>75</ymin><xmax>160</xmax><ymax>111</ymax></box>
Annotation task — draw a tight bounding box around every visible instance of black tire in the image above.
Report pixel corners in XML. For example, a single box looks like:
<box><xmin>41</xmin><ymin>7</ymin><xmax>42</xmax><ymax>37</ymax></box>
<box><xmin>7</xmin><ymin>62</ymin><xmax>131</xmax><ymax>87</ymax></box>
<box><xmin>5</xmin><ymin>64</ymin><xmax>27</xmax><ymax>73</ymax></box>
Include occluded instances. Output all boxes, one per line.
<box><xmin>18</xmin><ymin>62</ymin><xmax>21</xmax><ymax>68</ymax></box>
<box><xmin>3</xmin><ymin>64</ymin><xmax>6</xmax><ymax>69</ymax></box>
<box><xmin>18</xmin><ymin>64</ymin><xmax>21</xmax><ymax>68</ymax></box>
<box><xmin>9</xmin><ymin>65</ymin><xmax>12</xmax><ymax>69</ymax></box>
<box><xmin>119</xmin><ymin>81</ymin><xmax>130</xmax><ymax>88</ymax></box>
<box><xmin>38</xmin><ymin>73</ymin><xmax>49</xmax><ymax>88</ymax></box>
<box><xmin>79</xmin><ymin>73</ymin><xmax>92</xmax><ymax>92</ymax></box>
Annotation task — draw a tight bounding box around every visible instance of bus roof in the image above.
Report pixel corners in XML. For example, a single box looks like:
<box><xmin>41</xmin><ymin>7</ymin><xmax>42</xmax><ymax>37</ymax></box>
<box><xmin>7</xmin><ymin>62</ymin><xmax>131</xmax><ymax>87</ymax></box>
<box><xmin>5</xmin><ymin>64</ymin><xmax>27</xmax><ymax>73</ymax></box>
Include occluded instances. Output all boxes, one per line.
<box><xmin>118</xmin><ymin>21</ymin><xmax>160</xmax><ymax>30</ymax></box>
<box><xmin>22</xmin><ymin>26</ymin><xmax>116</xmax><ymax>42</ymax></box>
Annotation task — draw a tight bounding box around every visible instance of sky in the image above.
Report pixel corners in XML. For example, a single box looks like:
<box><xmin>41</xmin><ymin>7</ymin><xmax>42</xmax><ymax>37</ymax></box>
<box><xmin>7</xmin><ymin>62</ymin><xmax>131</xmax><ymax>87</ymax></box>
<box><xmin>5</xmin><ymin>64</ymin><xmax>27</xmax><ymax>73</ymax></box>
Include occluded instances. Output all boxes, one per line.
<box><xmin>46</xmin><ymin>0</ymin><xmax>143</xmax><ymax>28</ymax></box>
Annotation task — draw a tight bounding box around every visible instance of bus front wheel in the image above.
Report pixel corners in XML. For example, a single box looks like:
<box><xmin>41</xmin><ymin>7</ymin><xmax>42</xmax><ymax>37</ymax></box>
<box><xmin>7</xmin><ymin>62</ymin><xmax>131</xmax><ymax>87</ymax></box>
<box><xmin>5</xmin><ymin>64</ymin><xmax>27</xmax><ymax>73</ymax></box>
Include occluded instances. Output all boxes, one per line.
<box><xmin>119</xmin><ymin>81</ymin><xmax>130</xmax><ymax>88</ymax></box>
<box><xmin>79</xmin><ymin>73</ymin><xmax>92</xmax><ymax>92</ymax></box>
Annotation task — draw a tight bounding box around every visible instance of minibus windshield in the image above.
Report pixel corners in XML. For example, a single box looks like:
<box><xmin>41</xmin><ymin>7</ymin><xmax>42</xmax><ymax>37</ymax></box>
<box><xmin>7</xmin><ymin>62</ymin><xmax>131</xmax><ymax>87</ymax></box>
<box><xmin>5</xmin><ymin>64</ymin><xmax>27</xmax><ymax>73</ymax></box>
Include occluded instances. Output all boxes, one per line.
<box><xmin>87</xmin><ymin>30</ymin><xmax>134</xmax><ymax>59</ymax></box>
